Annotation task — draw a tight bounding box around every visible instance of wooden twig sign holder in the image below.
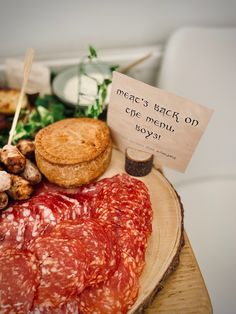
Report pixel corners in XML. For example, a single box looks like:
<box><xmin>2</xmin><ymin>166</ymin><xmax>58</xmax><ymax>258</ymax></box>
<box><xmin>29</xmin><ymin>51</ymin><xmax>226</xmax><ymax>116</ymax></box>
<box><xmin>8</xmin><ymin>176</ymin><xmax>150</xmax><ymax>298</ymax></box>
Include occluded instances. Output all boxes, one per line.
<box><xmin>125</xmin><ymin>147</ymin><xmax>163</xmax><ymax>176</ymax></box>
<box><xmin>8</xmin><ymin>48</ymin><xmax>34</xmax><ymax>145</ymax></box>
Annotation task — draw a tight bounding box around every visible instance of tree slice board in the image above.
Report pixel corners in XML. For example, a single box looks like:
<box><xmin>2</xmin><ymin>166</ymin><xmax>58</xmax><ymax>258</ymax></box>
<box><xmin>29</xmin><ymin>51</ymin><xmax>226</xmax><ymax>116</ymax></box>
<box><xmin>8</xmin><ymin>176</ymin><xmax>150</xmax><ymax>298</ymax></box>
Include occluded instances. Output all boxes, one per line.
<box><xmin>101</xmin><ymin>148</ymin><xmax>184</xmax><ymax>313</ymax></box>
<box><xmin>147</xmin><ymin>233</ymin><xmax>212</xmax><ymax>314</ymax></box>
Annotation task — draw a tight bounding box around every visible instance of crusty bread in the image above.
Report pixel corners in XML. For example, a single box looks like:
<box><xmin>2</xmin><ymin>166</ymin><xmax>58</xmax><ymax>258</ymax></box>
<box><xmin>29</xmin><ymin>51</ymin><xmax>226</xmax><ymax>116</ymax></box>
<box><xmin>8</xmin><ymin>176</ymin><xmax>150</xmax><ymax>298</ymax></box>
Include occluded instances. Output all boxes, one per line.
<box><xmin>0</xmin><ymin>88</ymin><xmax>27</xmax><ymax>115</ymax></box>
<box><xmin>35</xmin><ymin>118</ymin><xmax>112</xmax><ymax>187</ymax></box>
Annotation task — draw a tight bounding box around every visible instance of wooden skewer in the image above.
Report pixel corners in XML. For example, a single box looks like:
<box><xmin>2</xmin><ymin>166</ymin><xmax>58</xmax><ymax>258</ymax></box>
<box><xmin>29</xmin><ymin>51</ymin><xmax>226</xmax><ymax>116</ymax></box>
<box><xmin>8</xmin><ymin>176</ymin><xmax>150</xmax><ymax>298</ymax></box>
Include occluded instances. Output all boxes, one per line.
<box><xmin>8</xmin><ymin>48</ymin><xmax>34</xmax><ymax>145</ymax></box>
<box><xmin>119</xmin><ymin>52</ymin><xmax>152</xmax><ymax>74</ymax></box>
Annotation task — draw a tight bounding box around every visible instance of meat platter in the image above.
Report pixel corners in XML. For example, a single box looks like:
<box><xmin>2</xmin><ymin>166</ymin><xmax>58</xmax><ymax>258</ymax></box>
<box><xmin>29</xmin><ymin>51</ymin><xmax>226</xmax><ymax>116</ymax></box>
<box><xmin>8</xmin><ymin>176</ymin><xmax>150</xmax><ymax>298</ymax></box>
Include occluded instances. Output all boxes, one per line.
<box><xmin>0</xmin><ymin>145</ymin><xmax>184</xmax><ymax>313</ymax></box>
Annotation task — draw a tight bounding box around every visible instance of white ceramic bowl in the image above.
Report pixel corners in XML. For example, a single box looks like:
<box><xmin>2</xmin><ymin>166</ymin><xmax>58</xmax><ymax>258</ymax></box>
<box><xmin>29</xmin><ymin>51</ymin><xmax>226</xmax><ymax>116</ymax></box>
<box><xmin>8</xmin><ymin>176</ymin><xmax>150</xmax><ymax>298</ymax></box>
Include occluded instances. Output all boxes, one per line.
<box><xmin>52</xmin><ymin>62</ymin><xmax>112</xmax><ymax>108</ymax></box>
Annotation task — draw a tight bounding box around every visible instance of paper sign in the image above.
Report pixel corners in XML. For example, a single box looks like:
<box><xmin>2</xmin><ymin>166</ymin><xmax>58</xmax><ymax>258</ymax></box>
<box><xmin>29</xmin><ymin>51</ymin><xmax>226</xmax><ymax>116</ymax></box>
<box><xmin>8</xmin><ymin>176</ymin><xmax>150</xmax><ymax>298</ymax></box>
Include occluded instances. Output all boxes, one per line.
<box><xmin>5</xmin><ymin>58</ymin><xmax>51</xmax><ymax>94</ymax></box>
<box><xmin>107</xmin><ymin>72</ymin><xmax>213</xmax><ymax>172</ymax></box>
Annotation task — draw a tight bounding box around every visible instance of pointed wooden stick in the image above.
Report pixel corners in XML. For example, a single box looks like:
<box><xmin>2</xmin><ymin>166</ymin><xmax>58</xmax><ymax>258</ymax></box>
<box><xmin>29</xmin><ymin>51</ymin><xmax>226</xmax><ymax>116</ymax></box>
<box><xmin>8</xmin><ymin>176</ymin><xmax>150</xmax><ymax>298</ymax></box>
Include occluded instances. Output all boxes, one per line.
<box><xmin>8</xmin><ymin>48</ymin><xmax>34</xmax><ymax>145</ymax></box>
<box><xmin>119</xmin><ymin>52</ymin><xmax>152</xmax><ymax>74</ymax></box>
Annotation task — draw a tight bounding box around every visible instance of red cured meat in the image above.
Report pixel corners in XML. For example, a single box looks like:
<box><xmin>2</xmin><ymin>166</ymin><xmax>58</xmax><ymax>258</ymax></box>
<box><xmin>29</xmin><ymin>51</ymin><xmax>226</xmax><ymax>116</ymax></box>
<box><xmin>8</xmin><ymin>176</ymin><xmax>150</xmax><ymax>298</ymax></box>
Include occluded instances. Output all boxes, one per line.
<box><xmin>78</xmin><ymin>252</ymin><xmax>139</xmax><ymax>314</ymax></box>
<box><xmin>0</xmin><ymin>192</ymin><xmax>83</xmax><ymax>249</ymax></box>
<box><xmin>0</xmin><ymin>173</ymin><xmax>153</xmax><ymax>313</ymax></box>
<box><xmin>0</xmin><ymin>206</ymin><xmax>26</xmax><ymax>249</ymax></box>
<box><xmin>34</xmin><ymin>179</ymin><xmax>80</xmax><ymax>196</ymax></box>
<box><xmin>107</xmin><ymin>225</ymin><xmax>148</xmax><ymax>276</ymax></box>
<box><xmin>30</xmin><ymin>300</ymin><xmax>80</xmax><ymax>314</ymax></box>
<box><xmin>29</xmin><ymin>237</ymin><xmax>87</xmax><ymax>309</ymax></box>
<box><xmin>49</xmin><ymin>219</ymin><xmax>118</xmax><ymax>285</ymax></box>
<box><xmin>0</xmin><ymin>248</ymin><xmax>39</xmax><ymax>314</ymax></box>
<box><xmin>28</xmin><ymin>192</ymin><xmax>85</xmax><ymax>222</ymax></box>
<box><xmin>92</xmin><ymin>204</ymin><xmax>148</xmax><ymax>234</ymax></box>
<box><xmin>75</xmin><ymin>174</ymin><xmax>153</xmax><ymax>235</ymax></box>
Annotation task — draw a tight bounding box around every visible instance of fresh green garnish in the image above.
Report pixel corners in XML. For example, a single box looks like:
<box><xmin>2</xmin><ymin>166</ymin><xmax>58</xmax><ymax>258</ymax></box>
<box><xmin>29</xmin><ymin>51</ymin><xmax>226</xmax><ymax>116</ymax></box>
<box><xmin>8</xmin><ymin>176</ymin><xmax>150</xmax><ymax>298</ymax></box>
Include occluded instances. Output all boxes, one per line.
<box><xmin>11</xmin><ymin>95</ymin><xmax>68</xmax><ymax>144</ymax></box>
<box><xmin>109</xmin><ymin>65</ymin><xmax>119</xmax><ymax>72</ymax></box>
<box><xmin>88</xmin><ymin>45</ymin><xmax>98</xmax><ymax>59</ymax></box>
<box><xmin>77</xmin><ymin>46</ymin><xmax>117</xmax><ymax>119</ymax></box>
<box><xmin>0</xmin><ymin>46</ymin><xmax>119</xmax><ymax>147</ymax></box>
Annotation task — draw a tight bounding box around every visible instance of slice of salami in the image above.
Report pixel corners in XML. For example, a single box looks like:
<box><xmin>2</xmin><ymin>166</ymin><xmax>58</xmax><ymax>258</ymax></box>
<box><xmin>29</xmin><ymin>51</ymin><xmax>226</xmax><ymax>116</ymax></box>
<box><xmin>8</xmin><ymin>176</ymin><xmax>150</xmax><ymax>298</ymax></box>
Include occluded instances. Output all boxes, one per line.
<box><xmin>29</xmin><ymin>192</ymin><xmax>85</xmax><ymax>222</ymax></box>
<box><xmin>49</xmin><ymin>219</ymin><xmax>118</xmax><ymax>285</ymax></box>
<box><xmin>80</xmin><ymin>173</ymin><xmax>153</xmax><ymax>235</ymax></box>
<box><xmin>91</xmin><ymin>202</ymin><xmax>149</xmax><ymax>237</ymax></box>
<box><xmin>30</xmin><ymin>237</ymin><xmax>87</xmax><ymax>309</ymax></box>
<box><xmin>78</xmin><ymin>252</ymin><xmax>139</xmax><ymax>314</ymax></box>
<box><xmin>60</xmin><ymin>300</ymin><xmax>80</xmax><ymax>314</ymax></box>
<box><xmin>0</xmin><ymin>192</ymin><xmax>84</xmax><ymax>250</ymax></box>
<box><xmin>73</xmin><ymin>173</ymin><xmax>153</xmax><ymax>235</ymax></box>
<box><xmin>34</xmin><ymin>179</ymin><xmax>80</xmax><ymax>196</ymax></box>
<box><xmin>0</xmin><ymin>248</ymin><xmax>39</xmax><ymax>314</ymax></box>
<box><xmin>0</xmin><ymin>206</ymin><xmax>26</xmax><ymax>249</ymax></box>
<box><xmin>107</xmin><ymin>224</ymin><xmax>148</xmax><ymax>276</ymax></box>
<box><xmin>30</xmin><ymin>299</ymin><xmax>80</xmax><ymax>314</ymax></box>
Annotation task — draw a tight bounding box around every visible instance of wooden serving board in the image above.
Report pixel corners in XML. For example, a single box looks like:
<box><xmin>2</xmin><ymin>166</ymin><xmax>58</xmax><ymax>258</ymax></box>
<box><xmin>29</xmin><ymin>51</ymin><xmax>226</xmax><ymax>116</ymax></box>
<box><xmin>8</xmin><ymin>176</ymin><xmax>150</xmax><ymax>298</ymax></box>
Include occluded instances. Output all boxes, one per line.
<box><xmin>101</xmin><ymin>148</ymin><xmax>184</xmax><ymax>313</ymax></box>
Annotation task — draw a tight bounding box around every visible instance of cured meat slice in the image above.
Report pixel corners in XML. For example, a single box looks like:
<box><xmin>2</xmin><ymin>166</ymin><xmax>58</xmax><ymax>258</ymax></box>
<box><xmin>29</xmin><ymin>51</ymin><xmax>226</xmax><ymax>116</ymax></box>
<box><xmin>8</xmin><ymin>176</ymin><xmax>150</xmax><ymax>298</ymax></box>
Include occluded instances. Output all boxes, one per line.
<box><xmin>0</xmin><ymin>248</ymin><xmax>39</xmax><ymax>314</ymax></box>
<box><xmin>49</xmin><ymin>219</ymin><xmax>118</xmax><ymax>285</ymax></box>
<box><xmin>0</xmin><ymin>206</ymin><xmax>26</xmax><ymax>249</ymax></box>
<box><xmin>93</xmin><ymin>204</ymin><xmax>148</xmax><ymax>233</ymax></box>
<box><xmin>35</xmin><ymin>179</ymin><xmax>80</xmax><ymax>196</ymax></box>
<box><xmin>31</xmin><ymin>300</ymin><xmax>80</xmax><ymax>314</ymax></box>
<box><xmin>78</xmin><ymin>252</ymin><xmax>139</xmax><ymax>314</ymax></box>
<box><xmin>76</xmin><ymin>174</ymin><xmax>153</xmax><ymax>235</ymax></box>
<box><xmin>29</xmin><ymin>192</ymin><xmax>84</xmax><ymax>222</ymax></box>
<box><xmin>29</xmin><ymin>237</ymin><xmax>87</xmax><ymax>309</ymax></box>
<box><xmin>108</xmin><ymin>225</ymin><xmax>148</xmax><ymax>276</ymax></box>
<box><xmin>0</xmin><ymin>192</ymin><xmax>83</xmax><ymax>249</ymax></box>
<box><xmin>0</xmin><ymin>173</ymin><xmax>153</xmax><ymax>313</ymax></box>
<box><xmin>59</xmin><ymin>300</ymin><xmax>80</xmax><ymax>314</ymax></box>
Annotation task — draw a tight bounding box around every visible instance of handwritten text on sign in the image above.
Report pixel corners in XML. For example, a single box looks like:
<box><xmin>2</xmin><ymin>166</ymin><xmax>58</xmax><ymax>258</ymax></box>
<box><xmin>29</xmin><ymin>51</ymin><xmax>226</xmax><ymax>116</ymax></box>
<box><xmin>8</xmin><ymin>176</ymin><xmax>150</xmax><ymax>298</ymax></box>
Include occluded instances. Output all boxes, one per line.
<box><xmin>107</xmin><ymin>72</ymin><xmax>213</xmax><ymax>172</ymax></box>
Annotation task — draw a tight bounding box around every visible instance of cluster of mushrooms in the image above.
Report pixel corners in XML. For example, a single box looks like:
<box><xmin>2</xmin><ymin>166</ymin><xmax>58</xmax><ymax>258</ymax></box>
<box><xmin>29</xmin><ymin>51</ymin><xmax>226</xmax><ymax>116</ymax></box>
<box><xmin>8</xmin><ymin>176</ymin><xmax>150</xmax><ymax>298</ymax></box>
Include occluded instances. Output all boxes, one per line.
<box><xmin>0</xmin><ymin>140</ymin><xmax>42</xmax><ymax>210</ymax></box>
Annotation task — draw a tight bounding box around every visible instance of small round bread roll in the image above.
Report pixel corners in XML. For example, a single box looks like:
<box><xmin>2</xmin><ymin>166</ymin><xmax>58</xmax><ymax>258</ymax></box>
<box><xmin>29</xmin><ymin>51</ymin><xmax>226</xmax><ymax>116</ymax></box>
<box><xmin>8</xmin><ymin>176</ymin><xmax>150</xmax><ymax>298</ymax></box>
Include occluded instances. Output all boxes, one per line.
<box><xmin>35</xmin><ymin>118</ymin><xmax>112</xmax><ymax>187</ymax></box>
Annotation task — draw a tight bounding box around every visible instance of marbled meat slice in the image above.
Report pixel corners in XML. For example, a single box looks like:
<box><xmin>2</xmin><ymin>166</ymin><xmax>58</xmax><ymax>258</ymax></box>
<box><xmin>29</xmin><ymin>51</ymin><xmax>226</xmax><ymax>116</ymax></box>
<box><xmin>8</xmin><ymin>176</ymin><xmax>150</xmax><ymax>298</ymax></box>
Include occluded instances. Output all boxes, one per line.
<box><xmin>77</xmin><ymin>173</ymin><xmax>153</xmax><ymax>235</ymax></box>
<box><xmin>93</xmin><ymin>204</ymin><xmax>148</xmax><ymax>233</ymax></box>
<box><xmin>29</xmin><ymin>192</ymin><xmax>85</xmax><ymax>222</ymax></box>
<box><xmin>30</xmin><ymin>300</ymin><xmax>80</xmax><ymax>314</ymax></box>
<box><xmin>0</xmin><ymin>248</ymin><xmax>39</xmax><ymax>314</ymax></box>
<box><xmin>108</xmin><ymin>225</ymin><xmax>148</xmax><ymax>276</ymax></box>
<box><xmin>0</xmin><ymin>192</ymin><xmax>83</xmax><ymax>249</ymax></box>
<box><xmin>78</xmin><ymin>252</ymin><xmax>139</xmax><ymax>314</ymax></box>
<box><xmin>29</xmin><ymin>237</ymin><xmax>87</xmax><ymax>310</ymax></box>
<box><xmin>49</xmin><ymin>219</ymin><xmax>118</xmax><ymax>285</ymax></box>
<box><xmin>0</xmin><ymin>206</ymin><xmax>26</xmax><ymax>250</ymax></box>
<box><xmin>34</xmin><ymin>179</ymin><xmax>80</xmax><ymax>196</ymax></box>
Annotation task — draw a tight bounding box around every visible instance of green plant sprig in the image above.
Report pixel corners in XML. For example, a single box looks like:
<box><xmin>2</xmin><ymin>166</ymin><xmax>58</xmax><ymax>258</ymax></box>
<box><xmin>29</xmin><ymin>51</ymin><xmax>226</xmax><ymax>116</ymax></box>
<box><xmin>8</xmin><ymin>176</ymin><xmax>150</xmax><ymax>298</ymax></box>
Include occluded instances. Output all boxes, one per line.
<box><xmin>0</xmin><ymin>46</ymin><xmax>119</xmax><ymax>147</ymax></box>
<box><xmin>76</xmin><ymin>46</ymin><xmax>119</xmax><ymax>119</ymax></box>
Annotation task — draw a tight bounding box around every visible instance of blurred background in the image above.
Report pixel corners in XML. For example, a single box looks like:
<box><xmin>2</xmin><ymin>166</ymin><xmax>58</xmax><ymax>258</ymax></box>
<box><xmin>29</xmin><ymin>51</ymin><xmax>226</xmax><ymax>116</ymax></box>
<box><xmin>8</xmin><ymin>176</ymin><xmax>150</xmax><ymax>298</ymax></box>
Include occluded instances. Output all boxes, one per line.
<box><xmin>0</xmin><ymin>0</ymin><xmax>236</xmax><ymax>60</ymax></box>
<box><xmin>0</xmin><ymin>1</ymin><xmax>236</xmax><ymax>313</ymax></box>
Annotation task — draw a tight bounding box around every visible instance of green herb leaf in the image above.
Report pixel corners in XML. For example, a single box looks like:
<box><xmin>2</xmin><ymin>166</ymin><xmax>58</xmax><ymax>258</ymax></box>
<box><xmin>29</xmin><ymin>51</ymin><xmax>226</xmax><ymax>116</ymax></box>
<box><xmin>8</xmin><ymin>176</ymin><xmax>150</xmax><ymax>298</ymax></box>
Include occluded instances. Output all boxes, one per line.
<box><xmin>51</xmin><ymin>103</ymin><xmax>65</xmax><ymax>121</ymax></box>
<box><xmin>104</xmin><ymin>79</ymin><xmax>112</xmax><ymax>86</ymax></box>
<box><xmin>101</xmin><ymin>88</ymin><xmax>107</xmax><ymax>103</ymax></box>
<box><xmin>13</xmin><ymin>121</ymin><xmax>30</xmax><ymax>144</ymax></box>
<box><xmin>37</xmin><ymin>106</ymin><xmax>54</xmax><ymax>126</ymax></box>
<box><xmin>88</xmin><ymin>46</ymin><xmax>97</xmax><ymax>59</ymax></box>
<box><xmin>110</xmin><ymin>65</ymin><xmax>119</xmax><ymax>72</ymax></box>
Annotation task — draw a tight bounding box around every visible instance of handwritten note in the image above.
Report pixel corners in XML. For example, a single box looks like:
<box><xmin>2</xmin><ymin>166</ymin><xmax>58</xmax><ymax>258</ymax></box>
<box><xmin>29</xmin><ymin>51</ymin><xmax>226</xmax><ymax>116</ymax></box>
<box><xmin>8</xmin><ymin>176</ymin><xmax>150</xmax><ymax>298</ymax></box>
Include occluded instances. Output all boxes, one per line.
<box><xmin>107</xmin><ymin>72</ymin><xmax>213</xmax><ymax>172</ymax></box>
